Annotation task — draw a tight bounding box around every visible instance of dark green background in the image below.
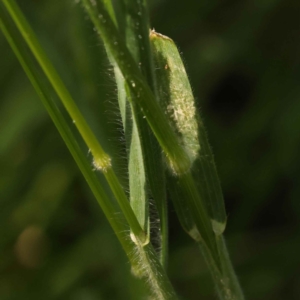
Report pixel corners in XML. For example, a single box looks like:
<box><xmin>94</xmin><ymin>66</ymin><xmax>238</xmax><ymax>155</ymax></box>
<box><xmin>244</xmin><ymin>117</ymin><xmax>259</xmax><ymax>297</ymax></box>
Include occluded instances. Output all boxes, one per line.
<box><xmin>1</xmin><ymin>0</ymin><xmax>300</xmax><ymax>299</ymax></box>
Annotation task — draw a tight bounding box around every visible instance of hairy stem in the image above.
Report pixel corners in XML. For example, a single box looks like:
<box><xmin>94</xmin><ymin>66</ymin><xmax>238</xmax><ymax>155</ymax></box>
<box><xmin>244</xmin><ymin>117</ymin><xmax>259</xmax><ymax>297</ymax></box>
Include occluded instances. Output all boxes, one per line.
<box><xmin>113</xmin><ymin>0</ymin><xmax>168</xmax><ymax>266</ymax></box>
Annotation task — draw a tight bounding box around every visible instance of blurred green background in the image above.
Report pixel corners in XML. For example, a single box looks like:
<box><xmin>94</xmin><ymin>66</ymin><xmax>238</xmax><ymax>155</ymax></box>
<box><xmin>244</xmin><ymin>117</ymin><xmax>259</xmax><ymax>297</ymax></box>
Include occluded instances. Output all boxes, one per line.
<box><xmin>1</xmin><ymin>0</ymin><xmax>300</xmax><ymax>299</ymax></box>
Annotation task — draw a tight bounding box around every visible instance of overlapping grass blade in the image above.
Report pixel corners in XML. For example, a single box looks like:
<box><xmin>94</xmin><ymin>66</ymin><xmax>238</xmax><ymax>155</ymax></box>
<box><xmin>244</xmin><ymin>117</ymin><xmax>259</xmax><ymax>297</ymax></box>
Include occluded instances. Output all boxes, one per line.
<box><xmin>112</xmin><ymin>0</ymin><xmax>168</xmax><ymax>266</ymax></box>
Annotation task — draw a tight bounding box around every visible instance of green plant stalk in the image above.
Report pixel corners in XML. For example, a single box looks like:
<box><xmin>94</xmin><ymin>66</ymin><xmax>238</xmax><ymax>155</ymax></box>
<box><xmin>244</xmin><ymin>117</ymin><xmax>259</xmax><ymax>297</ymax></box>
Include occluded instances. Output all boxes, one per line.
<box><xmin>81</xmin><ymin>0</ymin><xmax>191</xmax><ymax>175</ymax></box>
<box><xmin>149</xmin><ymin>31</ymin><xmax>220</xmax><ymax>262</ymax></box>
<box><xmin>150</xmin><ymin>31</ymin><xmax>227</xmax><ymax>234</ymax></box>
<box><xmin>1</xmin><ymin>0</ymin><xmax>148</xmax><ymax>243</ymax></box>
<box><xmin>131</xmin><ymin>240</ymin><xmax>179</xmax><ymax>300</ymax></box>
<box><xmin>122</xmin><ymin>0</ymin><xmax>155</xmax><ymax>89</ymax></box>
<box><xmin>2</xmin><ymin>0</ymin><xmax>109</xmax><ymax>171</ymax></box>
<box><xmin>113</xmin><ymin>0</ymin><xmax>168</xmax><ymax>266</ymax></box>
<box><xmin>198</xmin><ymin>237</ymin><xmax>244</xmax><ymax>300</ymax></box>
<box><xmin>216</xmin><ymin>236</ymin><xmax>244</xmax><ymax>300</ymax></box>
<box><xmin>0</xmin><ymin>5</ymin><xmax>179</xmax><ymax>299</ymax></box>
<box><xmin>166</xmin><ymin>176</ymin><xmax>244</xmax><ymax>299</ymax></box>
<box><xmin>150</xmin><ymin>30</ymin><xmax>244</xmax><ymax>299</ymax></box>
<box><xmin>0</xmin><ymin>4</ymin><xmax>132</xmax><ymax>256</ymax></box>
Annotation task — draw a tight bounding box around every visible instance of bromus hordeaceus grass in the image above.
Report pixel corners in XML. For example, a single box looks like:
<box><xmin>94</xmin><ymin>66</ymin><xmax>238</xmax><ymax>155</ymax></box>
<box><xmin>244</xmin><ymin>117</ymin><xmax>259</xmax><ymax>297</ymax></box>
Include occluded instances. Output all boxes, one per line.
<box><xmin>150</xmin><ymin>29</ymin><xmax>244</xmax><ymax>300</ymax></box>
<box><xmin>0</xmin><ymin>0</ymin><xmax>245</xmax><ymax>299</ymax></box>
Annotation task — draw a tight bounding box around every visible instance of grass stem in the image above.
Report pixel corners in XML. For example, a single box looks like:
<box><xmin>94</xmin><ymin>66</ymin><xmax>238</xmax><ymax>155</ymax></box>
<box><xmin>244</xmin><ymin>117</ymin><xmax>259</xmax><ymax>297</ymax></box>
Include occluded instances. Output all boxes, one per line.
<box><xmin>1</xmin><ymin>0</ymin><xmax>145</xmax><ymax>244</ymax></box>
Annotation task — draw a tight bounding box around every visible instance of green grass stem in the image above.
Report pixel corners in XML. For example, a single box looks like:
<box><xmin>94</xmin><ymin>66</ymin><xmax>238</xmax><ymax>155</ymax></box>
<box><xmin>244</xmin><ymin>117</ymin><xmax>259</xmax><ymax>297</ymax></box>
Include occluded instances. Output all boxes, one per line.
<box><xmin>199</xmin><ymin>236</ymin><xmax>244</xmax><ymax>300</ymax></box>
<box><xmin>2</xmin><ymin>0</ymin><xmax>110</xmax><ymax>172</ymax></box>
<box><xmin>0</xmin><ymin>4</ymin><xmax>132</xmax><ymax>255</ymax></box>
<box><xmin>150</xmin><ymin>31</ymin><xmax>227</xmax><ymax>235</ymax></box>
<box><xmin>150</xmin><ymin>30</ymin><xmax>220</xmax><ymax>263</ymax></box>
<box><xmin>1</xmin><ymin>0</ymin><xmax>146</xmax><ymax>243</ymax></box>
<box><xmin>150</xmin><ymin>29</ymin><xmax>244</xmax><ymax>299</ymax></box>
